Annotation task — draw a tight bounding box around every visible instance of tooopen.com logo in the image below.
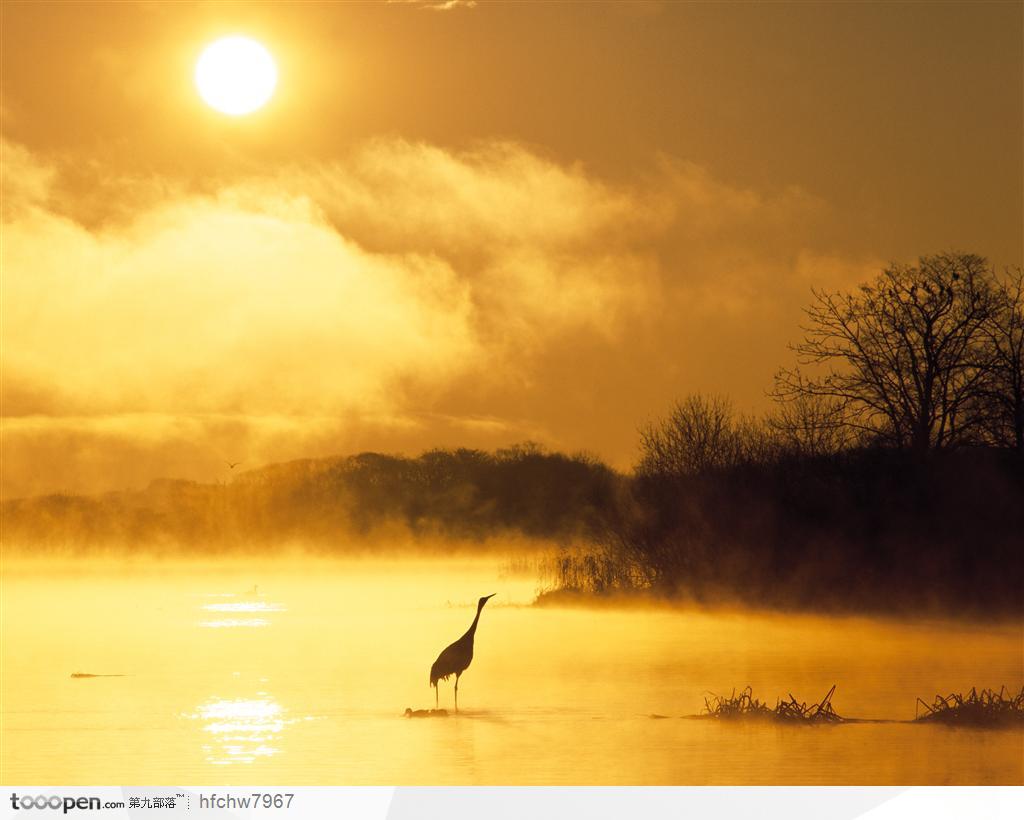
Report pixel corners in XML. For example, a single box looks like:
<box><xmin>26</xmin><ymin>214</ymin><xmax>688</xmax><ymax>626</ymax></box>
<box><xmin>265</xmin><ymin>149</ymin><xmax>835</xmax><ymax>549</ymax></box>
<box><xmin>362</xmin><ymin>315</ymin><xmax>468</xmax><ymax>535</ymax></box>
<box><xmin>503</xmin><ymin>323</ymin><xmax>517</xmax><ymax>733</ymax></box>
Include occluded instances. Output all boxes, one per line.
<box><xmin>8</xmin><ymin>794</ymin><xmax>125</xmax><ymax>813</ymax></box>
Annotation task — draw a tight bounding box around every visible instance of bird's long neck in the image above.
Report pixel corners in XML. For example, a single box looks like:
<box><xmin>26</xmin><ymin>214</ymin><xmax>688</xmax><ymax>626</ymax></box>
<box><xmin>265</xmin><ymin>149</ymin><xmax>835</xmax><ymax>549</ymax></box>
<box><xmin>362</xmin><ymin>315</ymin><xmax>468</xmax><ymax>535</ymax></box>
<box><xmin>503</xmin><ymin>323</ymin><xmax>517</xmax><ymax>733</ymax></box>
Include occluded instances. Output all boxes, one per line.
<box><xmin>462</xmin><ymin>601</ymin><xmax>485</xmax><ymax>641</ymax></box>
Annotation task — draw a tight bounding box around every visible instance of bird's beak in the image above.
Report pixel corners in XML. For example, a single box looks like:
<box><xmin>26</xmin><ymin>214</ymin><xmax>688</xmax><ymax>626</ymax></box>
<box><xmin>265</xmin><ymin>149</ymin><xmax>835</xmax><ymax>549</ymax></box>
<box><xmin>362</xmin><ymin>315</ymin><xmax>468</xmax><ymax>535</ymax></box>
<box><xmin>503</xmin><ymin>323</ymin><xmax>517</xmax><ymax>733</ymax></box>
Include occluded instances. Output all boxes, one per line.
<box><xmin>485</xmin><ymin>593</ymin><xmax>496</xmax><ymax>600</ymax></box>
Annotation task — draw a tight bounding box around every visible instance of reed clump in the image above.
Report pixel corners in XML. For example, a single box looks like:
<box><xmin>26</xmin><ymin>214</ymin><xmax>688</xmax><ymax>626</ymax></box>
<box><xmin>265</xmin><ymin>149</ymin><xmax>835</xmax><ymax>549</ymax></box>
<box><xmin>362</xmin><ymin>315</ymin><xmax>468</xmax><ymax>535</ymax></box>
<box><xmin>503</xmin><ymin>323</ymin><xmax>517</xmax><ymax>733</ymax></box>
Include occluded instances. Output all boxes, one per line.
<box><xmin>703</xmin><ymin>684</ymin><xmax>845</xmax><ymax>724</ymax></box>
<box><xmin>914</xmin><ymin>686</ymin><xmax>1024</xmax><ymax>727</ymax></box>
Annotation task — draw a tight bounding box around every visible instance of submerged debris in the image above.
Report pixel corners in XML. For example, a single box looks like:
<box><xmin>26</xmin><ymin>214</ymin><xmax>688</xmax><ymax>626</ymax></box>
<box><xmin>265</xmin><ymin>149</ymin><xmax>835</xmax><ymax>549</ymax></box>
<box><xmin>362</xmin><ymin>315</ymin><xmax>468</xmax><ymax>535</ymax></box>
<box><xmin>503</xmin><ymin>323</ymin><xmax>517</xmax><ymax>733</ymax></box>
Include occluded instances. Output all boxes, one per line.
<box><xmin>703</xmin><ymin>686</ymin><xmax>772</xmax><ymax>720</ymax></box>
<box><xmin>703</xmin><ymin>685</ymin><xmax>845</xmax><ymax>724</ymax></box>
<box><xmin>914</xmin><ymin>686</ymin><xmax>1024</xmax><ymax>727</ymax></box>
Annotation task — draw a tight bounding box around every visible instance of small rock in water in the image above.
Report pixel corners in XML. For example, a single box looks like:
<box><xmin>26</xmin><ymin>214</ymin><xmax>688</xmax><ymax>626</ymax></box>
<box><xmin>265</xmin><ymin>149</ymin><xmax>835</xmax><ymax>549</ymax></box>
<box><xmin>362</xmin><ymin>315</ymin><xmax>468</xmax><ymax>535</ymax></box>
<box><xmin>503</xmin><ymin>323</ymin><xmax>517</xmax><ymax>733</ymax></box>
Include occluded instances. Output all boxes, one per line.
<box><xmin>404</xmin><ymin>707</ymin><xmax>448</xmax><ymax>717</ymax></box>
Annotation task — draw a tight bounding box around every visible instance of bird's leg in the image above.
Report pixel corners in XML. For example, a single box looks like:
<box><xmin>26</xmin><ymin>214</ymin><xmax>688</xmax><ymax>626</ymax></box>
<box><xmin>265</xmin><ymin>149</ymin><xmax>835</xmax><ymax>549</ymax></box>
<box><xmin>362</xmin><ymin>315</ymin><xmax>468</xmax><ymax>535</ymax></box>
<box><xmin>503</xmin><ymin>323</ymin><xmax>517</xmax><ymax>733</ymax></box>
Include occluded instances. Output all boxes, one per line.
<box><xmin>454</xmin><ymin>674</ymin><xmax>459</xmax><ymax>713</ymax></box>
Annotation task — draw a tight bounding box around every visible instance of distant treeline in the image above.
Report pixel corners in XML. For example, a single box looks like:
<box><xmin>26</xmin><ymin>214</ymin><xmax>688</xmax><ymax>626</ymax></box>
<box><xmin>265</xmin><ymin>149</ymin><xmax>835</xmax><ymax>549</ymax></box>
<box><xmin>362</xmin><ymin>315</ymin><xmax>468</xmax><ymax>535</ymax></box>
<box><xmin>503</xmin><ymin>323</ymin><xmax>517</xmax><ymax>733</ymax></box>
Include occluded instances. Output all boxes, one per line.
<box><xmin>1</xmin><ymin>444</ymin><xmax>625</xmax><ymax>551</ymax></box>
<box><xmin>6</xmin><ymin>435</ymin><xmax>1021</xmax><ymax>615</ymax></box>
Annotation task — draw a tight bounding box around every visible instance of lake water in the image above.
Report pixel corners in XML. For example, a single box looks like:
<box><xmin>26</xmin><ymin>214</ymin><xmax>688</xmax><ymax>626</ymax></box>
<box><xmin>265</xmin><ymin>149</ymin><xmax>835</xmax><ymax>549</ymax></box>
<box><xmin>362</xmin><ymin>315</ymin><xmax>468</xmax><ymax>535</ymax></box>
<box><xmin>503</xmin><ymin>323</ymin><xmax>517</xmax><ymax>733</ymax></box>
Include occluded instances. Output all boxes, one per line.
<box><xmin>2</xmin><ymin>555</ymin><xmax>1022</xmax><ymax>784</ymax></box>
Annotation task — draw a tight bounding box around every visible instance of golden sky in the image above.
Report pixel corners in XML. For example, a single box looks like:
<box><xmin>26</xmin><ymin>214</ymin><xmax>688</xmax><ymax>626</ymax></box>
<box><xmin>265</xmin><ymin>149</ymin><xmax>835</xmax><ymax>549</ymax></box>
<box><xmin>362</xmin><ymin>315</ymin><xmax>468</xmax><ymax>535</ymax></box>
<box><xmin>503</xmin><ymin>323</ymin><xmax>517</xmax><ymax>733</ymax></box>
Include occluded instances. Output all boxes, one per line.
<box><xmin>2</xmin><ymin>0</ymin><xmax>1021</xmax><ymax>498</ymax></box>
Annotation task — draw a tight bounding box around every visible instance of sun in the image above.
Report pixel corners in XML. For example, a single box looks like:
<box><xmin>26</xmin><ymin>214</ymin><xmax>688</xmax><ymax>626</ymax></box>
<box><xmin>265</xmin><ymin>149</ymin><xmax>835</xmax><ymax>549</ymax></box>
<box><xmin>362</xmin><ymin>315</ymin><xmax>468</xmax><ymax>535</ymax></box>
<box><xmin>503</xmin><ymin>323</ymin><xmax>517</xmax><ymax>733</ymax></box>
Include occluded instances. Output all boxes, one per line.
<box><xmin>195</xmin><ymin>36</ymin><xmax>277</xmax><ymax>116</ymax></box>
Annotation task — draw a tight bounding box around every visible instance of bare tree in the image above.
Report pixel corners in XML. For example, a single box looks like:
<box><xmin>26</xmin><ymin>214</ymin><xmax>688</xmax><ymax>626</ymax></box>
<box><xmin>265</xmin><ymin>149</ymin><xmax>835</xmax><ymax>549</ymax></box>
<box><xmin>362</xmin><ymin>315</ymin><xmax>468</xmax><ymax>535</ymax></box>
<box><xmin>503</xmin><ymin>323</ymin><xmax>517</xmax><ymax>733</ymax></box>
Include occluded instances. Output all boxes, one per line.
<box><xmin>766</xmin><ymin>395</ymin><xmax>852</xmax><ymax>457</ymax></box>
<box><xmin>773</xmin><ymin>253</ymin><xmax>1000</xmax><ymax>453</ymax></box>
<box><xmin>637</xmin><ymin>394</ymin><xmax>764</xmax><ymax>476</ymax></box>
<box><xmin>978</xmin><ymin>268</ymin><xmax>1024</xmax><ymax>452</ymax></box>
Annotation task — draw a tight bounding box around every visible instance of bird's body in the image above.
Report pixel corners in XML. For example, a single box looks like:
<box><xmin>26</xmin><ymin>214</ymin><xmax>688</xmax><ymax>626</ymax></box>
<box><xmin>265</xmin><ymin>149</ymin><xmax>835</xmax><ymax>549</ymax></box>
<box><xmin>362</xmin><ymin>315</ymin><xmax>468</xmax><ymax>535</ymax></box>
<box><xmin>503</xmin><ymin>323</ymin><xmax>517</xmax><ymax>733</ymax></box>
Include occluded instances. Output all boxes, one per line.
<box><xmin>429</xmin><ymin>593</ymin><xmax>495</xmax><ymax>711</ymax></box>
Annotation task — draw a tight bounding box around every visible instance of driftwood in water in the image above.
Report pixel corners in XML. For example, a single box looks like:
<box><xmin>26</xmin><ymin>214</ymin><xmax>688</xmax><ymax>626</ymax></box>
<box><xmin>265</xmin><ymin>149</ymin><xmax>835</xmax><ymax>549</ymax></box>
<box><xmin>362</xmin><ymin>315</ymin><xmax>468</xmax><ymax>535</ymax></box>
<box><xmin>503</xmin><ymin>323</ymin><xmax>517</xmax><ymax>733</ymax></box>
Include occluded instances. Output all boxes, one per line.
<box><xmin>914</xmin><ymin>686</ymin><xmax>1024</xmax><ymax>727</ymax></box>
<box><xmin>703</xmin><ymin>684</ymin><xmax>845</xmax><ymax>724</ymax></box>
<box><xmin>70</xmin><ymin>673</ymin><xmax>125</xmax><ymax>678</ymax></box>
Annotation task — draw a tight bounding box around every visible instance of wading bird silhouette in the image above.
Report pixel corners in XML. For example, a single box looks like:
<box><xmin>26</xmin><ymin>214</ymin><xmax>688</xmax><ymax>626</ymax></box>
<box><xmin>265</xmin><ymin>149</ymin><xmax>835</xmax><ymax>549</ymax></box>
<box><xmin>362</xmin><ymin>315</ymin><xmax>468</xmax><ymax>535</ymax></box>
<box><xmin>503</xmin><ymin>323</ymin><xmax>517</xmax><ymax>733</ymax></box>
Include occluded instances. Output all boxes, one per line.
<box><xmin>429</xmin><ymin>594</ymin><xmax>495</xmax><ymax>712</ymax></box>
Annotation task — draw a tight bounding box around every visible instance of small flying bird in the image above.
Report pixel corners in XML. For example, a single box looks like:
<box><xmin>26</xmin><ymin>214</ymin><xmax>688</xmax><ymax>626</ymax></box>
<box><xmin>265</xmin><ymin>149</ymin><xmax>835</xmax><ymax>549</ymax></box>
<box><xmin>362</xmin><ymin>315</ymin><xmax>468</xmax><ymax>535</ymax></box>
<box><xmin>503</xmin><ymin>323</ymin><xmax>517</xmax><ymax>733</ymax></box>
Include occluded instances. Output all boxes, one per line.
<box><xmin>226</xmin><ymin>461</ymin><xmax>242</xmax><ymax>470</ymax></box>
<box><xmin>429</xmin><ymin>593</ymin><xmax>495</xmax><ymax>712</ymax></box>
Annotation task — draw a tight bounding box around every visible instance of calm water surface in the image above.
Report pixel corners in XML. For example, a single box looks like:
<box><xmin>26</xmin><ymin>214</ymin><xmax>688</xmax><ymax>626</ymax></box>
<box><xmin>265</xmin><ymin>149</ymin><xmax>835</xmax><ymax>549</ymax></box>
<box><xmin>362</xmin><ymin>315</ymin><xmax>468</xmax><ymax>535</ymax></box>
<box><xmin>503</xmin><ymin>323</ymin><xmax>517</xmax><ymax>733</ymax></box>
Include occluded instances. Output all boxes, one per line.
<box><xmin>2</xmin><ymin>555</ymin><xmax>1022</xmax><ymax>784</ymax></box>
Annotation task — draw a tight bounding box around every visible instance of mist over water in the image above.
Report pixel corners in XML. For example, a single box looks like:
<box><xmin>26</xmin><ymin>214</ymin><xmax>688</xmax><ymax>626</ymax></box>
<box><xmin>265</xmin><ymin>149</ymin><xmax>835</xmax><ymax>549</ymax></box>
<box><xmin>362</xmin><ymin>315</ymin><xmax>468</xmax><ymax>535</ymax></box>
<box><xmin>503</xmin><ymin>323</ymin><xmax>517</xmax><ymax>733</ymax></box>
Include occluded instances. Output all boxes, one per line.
<box><xmin>2</xmin><ymin>552</ymin><xmax>1022</xmax><ymax>785</ymax></box>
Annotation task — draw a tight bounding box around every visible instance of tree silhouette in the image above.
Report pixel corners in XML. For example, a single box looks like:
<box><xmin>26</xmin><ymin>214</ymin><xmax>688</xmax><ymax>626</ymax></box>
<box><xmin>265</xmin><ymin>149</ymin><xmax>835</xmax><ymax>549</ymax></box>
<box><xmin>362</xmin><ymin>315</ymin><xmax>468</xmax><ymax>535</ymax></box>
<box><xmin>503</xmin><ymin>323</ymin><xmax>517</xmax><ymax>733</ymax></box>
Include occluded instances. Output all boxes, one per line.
<box><xmin>766</xmin><ymin>395</ymin><xmax>851</xmax><ymax>457</ymax></box>
<box><xmin>774</xmin><ymin>253</ymin><xmax>1000</xmax><ymax>453</ymax></box>
<box><xmin>978</xmin><ymin>268</ymin><xmax>1024</xmax><ymax>452</ymax></box>
<box><xmin>637</xmin><ymin>395</ymin><xmax>743</xmax><ymax>477</ymax></box>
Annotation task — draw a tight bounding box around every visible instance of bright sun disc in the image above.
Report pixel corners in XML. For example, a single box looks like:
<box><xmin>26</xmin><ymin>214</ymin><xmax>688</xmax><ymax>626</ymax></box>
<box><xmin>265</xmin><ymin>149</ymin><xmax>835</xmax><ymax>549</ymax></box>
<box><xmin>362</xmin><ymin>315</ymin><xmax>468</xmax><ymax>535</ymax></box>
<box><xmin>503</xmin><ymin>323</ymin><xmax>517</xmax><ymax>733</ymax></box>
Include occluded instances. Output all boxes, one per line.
<box><xmin>195</xmin><ymin>36</ymin><xmax>277</xmax><ymax>116</ymax></box>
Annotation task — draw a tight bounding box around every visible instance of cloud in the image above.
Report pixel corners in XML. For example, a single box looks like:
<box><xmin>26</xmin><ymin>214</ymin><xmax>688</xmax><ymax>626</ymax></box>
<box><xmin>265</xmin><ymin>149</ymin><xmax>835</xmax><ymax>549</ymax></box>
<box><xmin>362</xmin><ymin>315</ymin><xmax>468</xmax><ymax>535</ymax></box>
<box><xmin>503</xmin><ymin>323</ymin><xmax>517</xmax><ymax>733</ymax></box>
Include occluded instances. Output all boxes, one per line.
<box><xmin>277</xmin><ymin>140</ymin><xmax>664</xmax><ymax>352</ymax></box>
<box><xmin>1</xmin><ymin>136</ymin><xmax>873</xmax><ymax>498</ymax></box>
<box><xmin>0</xmin><ymin>137</ymin><xmax>659</xmax><ymax>496</ymax></box>
<box><xmin>3</xmin><ymin>189</ymin><xmax>475</xmax><ymax>417</ymax></box>
<box><xmin>1</xmin><ymin>138</ymin><xmax>55</xmax><ymax>218</ymax></box>
<box><xmin>387</xmin><ymin>0</ymin><xmax>478</xmax><ymax>11</ymax></box>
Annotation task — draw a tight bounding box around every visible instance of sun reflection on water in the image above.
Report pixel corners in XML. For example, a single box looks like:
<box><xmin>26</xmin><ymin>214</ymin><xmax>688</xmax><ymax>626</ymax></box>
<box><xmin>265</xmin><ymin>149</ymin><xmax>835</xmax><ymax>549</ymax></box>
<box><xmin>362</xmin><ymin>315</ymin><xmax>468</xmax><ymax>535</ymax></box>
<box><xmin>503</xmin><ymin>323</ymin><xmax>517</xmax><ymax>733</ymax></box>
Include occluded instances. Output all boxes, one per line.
<box><xmin>198</xmin><ymin>618</ymin><xmax>270</xmax><ymax>628</ymax></box>
<box><xmin>187</xmin><ymin>696</ymin><xmax>296</xmax><ymax>765</ymax></box>
<box><xmin>198</xmin><ymin>599</ymin><xmax>286</xmax><ymax>628</ymax></box>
